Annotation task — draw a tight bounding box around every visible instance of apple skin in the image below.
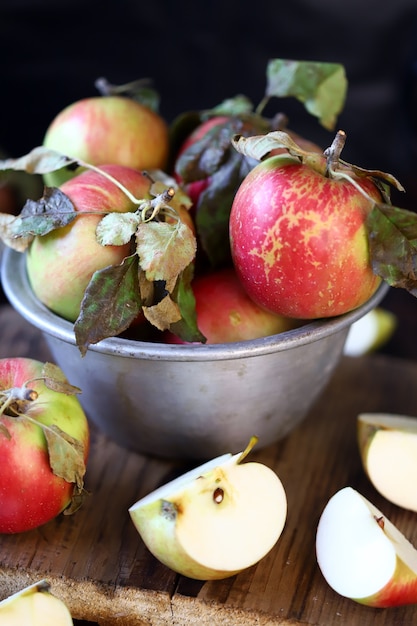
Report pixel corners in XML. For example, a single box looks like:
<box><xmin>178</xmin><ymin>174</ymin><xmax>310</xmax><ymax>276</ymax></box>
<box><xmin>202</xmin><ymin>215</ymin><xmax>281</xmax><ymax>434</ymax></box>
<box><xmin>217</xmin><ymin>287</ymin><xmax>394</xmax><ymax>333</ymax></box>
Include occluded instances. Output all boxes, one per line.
<box><xmin>26</xmin><ymin>164</ymin><xmax>153</xmax><ymax>322</ymax></box>
<box><xmin>164</xmin><ymin>266</ymin><xmax>301</xmax><ymax>344</ymax></box>
<box><xmin>229</xmin><ymin>154</ymin><xmax>382</xmax><ymax>319</ymax></box>
<box><xmin>0</xmin><ymin>358</ymin><xmax>89</xmax><ymax>534</ymax></box>
<box><xmin>43</xmin><ymin>95</ymin><xmax>169</xmax><ymax>186</ymax></box>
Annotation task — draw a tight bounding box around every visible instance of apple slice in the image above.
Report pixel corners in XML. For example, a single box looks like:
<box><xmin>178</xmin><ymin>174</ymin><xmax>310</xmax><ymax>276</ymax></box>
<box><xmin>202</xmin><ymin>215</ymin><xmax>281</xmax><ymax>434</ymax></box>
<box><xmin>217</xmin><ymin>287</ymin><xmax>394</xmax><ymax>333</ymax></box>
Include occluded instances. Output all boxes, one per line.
<box><xmin>0</xmin><ymin>580</ymin><xmax>73</xmax><ymax>625</ymax></box>
<box><xmin>316</xmin><ymin>486</ymin><xmax>417</xmax><ymax>607</ymax></box>
<box><xmin>343</xmin><ymin>308</ymin><xmax>396</xmax><ymax>357</ymax></box>
<box><xmin>129</xmin><ymin>438</ymin><xmax>287</xmax><ymax>580</ymax></box>
<box><xmin>358</xmin><ymin>412</ymin><xmax>417</xmax><ymax>512</ymax></box>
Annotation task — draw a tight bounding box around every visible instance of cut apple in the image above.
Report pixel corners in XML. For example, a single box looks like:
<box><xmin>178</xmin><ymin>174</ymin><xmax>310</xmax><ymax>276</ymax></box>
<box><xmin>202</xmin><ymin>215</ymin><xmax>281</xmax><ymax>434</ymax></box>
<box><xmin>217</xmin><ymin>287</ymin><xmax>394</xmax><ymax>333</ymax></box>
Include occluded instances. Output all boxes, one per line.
<box><xmin>129</xmin><ymin>438</ymin><xmax>287</xmax><ymax>580</ymax></box>
<box><xmin>0</xmin><ymin>580</ymin><xmax>73</xmax><ymax>625</ymax></box>
<box><xmin>343</xmin><ymin>308</ymin><xmax>396</xmax><ymax>357</ymax></box>
<box><xmin>358</xmin><ymin>412</ymin><xmax>417</xmax><ymax>512</ymax></box>
<box><xmin>316</xmin><ymin>486</ymin><xmax>417</xmax><ymax>607</ymax></box>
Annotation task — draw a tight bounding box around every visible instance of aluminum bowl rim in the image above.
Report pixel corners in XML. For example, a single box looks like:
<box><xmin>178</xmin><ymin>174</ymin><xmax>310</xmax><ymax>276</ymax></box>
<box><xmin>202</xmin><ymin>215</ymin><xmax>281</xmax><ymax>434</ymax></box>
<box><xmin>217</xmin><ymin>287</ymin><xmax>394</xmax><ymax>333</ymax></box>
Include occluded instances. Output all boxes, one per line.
<box><xmin>1</xmin><ymin>247</ymin><xmax>390</xmax><ymax>362</ymax></box>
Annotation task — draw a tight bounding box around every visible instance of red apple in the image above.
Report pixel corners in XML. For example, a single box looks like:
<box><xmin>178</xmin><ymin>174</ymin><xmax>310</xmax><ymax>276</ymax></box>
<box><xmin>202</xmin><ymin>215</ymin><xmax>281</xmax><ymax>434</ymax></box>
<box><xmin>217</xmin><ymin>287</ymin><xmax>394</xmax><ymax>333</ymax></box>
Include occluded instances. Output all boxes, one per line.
<box><xmin>42</xmin><ymin>95</ymin><xmax>169</xmax><ymax>186</ymax></box>
<box><xmin>229</xmin><ymin>152</ymin><xmax>382</xmax><ymax>319</ymax></box>
<box><xmin>26</xmin><ymin>164</ymin><xmax>153</xmax><ymax>322</ymax></box>
<box><xmin>0</xmin><ymin>357</ymin><xmax>89</xmax><ymax>534</ymax></box>
<box><xmin>164</xmin><ymin>267</ymin><xmax>300</xmax><ymax>344</ymax></box>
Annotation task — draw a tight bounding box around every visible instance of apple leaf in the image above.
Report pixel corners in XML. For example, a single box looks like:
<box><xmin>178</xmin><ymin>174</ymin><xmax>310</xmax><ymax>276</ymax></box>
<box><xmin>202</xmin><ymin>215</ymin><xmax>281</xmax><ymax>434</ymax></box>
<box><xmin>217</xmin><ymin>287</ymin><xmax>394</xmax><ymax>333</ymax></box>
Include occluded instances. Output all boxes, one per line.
<box><xmin>43</xmin><ymin>423</ymin><xmax>86</xmax><ymax>488</ymax></box>
<box><xmin>94</xmin><ymin>76</ymin><xmax>161</xmax><ymax>113</ymax></box>
<box><xmin>41</xmin><ymin>362</ymin><xmax>82</xmax><ymax>396</ymax></box>
<box><xmin>11</xmin><ymin>187</ymin><xmax>77</xmax><ymax>238</ymax></box>
<box><xmin>168</xmin><ymin>265</ymin><xmax>206</xmax><ymax>342</ymax></box>
<box><xmin>0</xmin><ymin>213</ymin><xmax>32</xmax><ymax>251</ymax></box>
<box><xmin>265</xmin><ymin>59</ymin><xmax>347</xmax><ymax>130</ymax></box>
<box><xmin>142</xmin><ymin>293</ymin><xmax>182</xmax><ymax>330</ymax></box>
<box><xmin>0</xmin><ymin>146</ymin><xmax>79</xmax><ymax>176</ymax></box>
<box><xmin>231</xmin><ymin>129</ymin><xmax>313</xmax><ymax>162</ymax></box>
<box><xmin>0</xmin><ymin>423</ymin><xmax>11</xmax><ymax>440</ymax></box>
<box><xmin>96</xmin><ymin>212</ymin><xmax>141</xmax><ymax>246</ymax></box>
<box><xmin>207</xmin><ymin>94</ymin><xmax>254</xmax><ymax>116</ymax></box>
<box><xmin>136</xmin><ymin>220</ymin><xmax>196</xmax><ymax>283</ymax></box>
<box><xmin>367</xmin><ymin>203</ymin><xmax>417</xmax><ymax>292</ymax></box>
<box><xmin>196</xmin><ymin>149</ymin><xmax>257</xmax><ymax>267</ymax></box>
<box><xmin>75</xmin><ymin>255</ymin><xmax>142</xmax><ymax>355</ymax></box>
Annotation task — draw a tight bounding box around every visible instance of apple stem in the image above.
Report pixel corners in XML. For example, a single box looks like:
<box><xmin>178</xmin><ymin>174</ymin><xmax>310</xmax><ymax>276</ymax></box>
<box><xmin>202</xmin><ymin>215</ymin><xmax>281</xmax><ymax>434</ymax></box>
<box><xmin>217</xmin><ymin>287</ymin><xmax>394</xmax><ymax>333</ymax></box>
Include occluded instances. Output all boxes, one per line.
<box><xmin>0</xmin><ymin>385</ymin><xmax>38</xmax><ymax>417</ymax></box>
<box><xmin>324</xmin><ymin>130</ymin><xmax>346</xmax><ymax>173</ymax></box>
<box><xmin>237</xmin><ymin>435</ymin><xmax>259</xmax><ymax>464</ymax></box>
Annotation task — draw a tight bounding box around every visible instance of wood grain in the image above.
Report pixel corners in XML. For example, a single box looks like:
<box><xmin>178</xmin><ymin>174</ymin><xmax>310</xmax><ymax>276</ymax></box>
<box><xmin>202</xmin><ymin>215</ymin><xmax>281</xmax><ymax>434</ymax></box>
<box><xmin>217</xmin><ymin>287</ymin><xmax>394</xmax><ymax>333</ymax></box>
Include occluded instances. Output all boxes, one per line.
<box><xmin>0</xmin><ymin>303</ymin><xmax>417</xmax><ymax>625</ymax></box>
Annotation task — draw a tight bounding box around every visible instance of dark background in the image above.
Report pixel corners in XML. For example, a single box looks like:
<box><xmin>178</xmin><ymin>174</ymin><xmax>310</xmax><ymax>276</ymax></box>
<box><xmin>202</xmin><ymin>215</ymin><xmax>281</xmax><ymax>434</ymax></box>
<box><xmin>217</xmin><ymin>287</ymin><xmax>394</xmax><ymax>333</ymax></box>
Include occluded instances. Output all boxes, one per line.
<box><xmin>1</xmin><ymin>0</ymin><xmax>417</xmax><ymax>360</ymax></box>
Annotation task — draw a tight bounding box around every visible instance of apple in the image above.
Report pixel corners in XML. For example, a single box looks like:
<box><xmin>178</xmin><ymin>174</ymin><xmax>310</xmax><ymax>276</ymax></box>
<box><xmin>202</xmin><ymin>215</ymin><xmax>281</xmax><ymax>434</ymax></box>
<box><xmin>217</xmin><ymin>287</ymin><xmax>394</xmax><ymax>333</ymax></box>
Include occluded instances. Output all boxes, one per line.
<box><xmin>26</xmin><ymin>164</ymin><xmax>153</xmax><ymax>322</ymax></box>
<box><xmin>316</xmin><ymin>486</ymin><xmax>417</xmax><ymax>607</ymax></box>
<box><xmin>343</xmin><ymin>308</ymin><xmax>396</xmax><ymax>356</ymax></box>
<box><xmin>129</xmin><ymin>438</ymin><xmax>287</xmax><ymax>580</ymax></box>
<box><xmin>0</xmin><ymin>580</ymin><xmax>73</xmax><ymax>625</ymax></box>
<box><xmin>358</xmin><ymin>413</ymin><xmax>417</xmax><ymax>512</ymax></box>
<box><xmin>42</xmin><ymin>95</ymin><xmax>169</xmax><ymax>186</ymax></box>
<box><xmin>229</xmin><ymin>142</ymin><xmax>382</xmax><ymax>319</ymax></box>
<box><xmin>0</xmin><ymin>357</ymin><xmax>89</xmax><ymax>534</ymax></box>
<box><xmin>164</xmin><ymin>266</ymin><xmax>301</xmax><ymax>344</ymax></box>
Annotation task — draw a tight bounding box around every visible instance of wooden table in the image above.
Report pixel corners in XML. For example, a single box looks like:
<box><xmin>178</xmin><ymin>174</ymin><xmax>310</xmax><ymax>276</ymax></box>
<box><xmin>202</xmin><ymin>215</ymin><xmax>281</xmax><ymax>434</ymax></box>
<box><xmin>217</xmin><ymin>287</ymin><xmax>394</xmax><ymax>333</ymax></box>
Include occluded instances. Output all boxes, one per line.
<box><xmin>0</xmin><ymin>303</ymin><xmax>417</xmax><ymax>625</ymax></box>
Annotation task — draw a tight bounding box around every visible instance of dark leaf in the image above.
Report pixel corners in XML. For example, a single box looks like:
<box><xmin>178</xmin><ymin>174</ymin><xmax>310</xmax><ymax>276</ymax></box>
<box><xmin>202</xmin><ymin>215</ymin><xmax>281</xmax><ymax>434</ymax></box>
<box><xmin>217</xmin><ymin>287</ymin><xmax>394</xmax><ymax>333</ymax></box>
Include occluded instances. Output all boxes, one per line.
<box><xmin>367</xmin><ymin>203</ymin><xmax>417</xmax><ymax>293</ymax></box>
<box><xmin>11</xmin><ymin>187</ymin><xmax>77</xmax><ymax>237</ymax></box>
<box><xmin>169</xmin><ymin>264</ymin><xmax>206</xmax><ymax>343</ymax></box>
<box><xmin>196</xmin><ymin>151</ymin><xmax>257</xmax><ymax>267</ymax></box>
<box><xmin>74</xmin><ymin>255</ymin><xmax>142</xmax><ymax>355</ymax></box>
<box><xmin>266</xmin><ymin>59</ymin><xmax>347</xmax><ymax>130</ymax></box>
<box><xmin>94</xmin><ymin>76</ymin><xmax>161</xmax><ymax>112</ymax></box>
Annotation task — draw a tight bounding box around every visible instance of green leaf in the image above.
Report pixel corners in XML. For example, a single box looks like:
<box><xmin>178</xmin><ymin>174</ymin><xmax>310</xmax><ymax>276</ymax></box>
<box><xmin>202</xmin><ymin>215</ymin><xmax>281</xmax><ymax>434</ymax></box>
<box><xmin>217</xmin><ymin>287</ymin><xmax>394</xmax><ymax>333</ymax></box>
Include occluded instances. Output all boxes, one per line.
<box><xmin>11</xmin><ymin>187</ymin><xmax>77</xmax><ymax>237</ymax></box>
<box><xmin>265</xmin><ymin>59</ymin><xmax>347</xmax><ymax>130</ymax></box>
<box><xmin>196</xmin><ymin>150</ymin><xmax>256</xmax><ymax>268</ymax></box>
<box><xmin>0</xmin><ymin>146</ymin><xmax>79</xmax><ymax>175</ymax></box>
<box><xmin>94</xmin><ymin>76</ymin><xmax>161</xmax><ymax>112</ymax></box>
<box><xmin>0</xmin><ymin>213</ymin><xmax>32</xmax><ymax>251</ymax></box>
<box><xmin>96</xmin><ymin>211</ymin><xmax>140</xmax><ymax>246</ymax></box>
<box><xmin>367</xmin><ymin>203</ymin><xmax>417</xmax><ymax>293</ymax></box>
<box><xmin>74</xmin><ymin>255</ymin><xmax>142</xmax><ymax>355</ymax></box>
<box><xmin>169</xmin><ymin>264</ymin><xmax>206</xmax><ymax>343</ymax></box>
<box><xmin>136</xmin><ymin>220</ymin><xmax>196</xmax><ymax>283</ymax></box>
<box><xmin>207</xmin><ymin>95</ymin><xmax>254</xmax><ymax>117</ymax></box>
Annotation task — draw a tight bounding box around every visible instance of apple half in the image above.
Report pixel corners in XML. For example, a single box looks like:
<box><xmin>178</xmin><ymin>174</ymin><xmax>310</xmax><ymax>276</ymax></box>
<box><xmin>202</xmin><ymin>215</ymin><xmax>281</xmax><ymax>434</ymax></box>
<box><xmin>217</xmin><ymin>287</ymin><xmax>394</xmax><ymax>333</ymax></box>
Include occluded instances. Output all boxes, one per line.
<box><xmin>343</xmin><ymin>308</ymin><xmax>396</xmax><ymax>357</ymax></box>
<box><xmin>0</xmin><ymin>580</ymin><xmax>73</xmax><ymax>625</ymax></box>
<box><xmin>316</xmin><ymin>486</ymin><xmax>417</xmax><ymax>607</ymax></box>
<box><xmin>358</xmin><ymin>412</ymin><xmax>417</xmax><ymax>512</ymax></box>
<box><xmin>129</xmin><ymin>439</ymin><xmax>287</xmax><ymax>580</ymax></box>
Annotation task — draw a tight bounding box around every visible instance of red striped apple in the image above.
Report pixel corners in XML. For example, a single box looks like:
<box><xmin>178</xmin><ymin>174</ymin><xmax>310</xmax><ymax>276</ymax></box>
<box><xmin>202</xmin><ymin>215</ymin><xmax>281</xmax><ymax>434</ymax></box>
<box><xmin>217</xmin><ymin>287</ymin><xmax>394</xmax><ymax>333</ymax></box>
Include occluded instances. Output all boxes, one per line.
<box><xmin>129</xmin><ymin>439</ymin><xmax>287</xmax><ymax>580</ymax></box>
<box><xmin>0</xmin><ymin>580</ymin><xmax>73</xmax><ymax>625</ymax></box>
<box><xmin>26</xmin><ymin>164</ymin><xmax>153</xmax><ymax>322</ymax></box>
<box><xmin>229</xmin><ymin>133</ymin><xmax>382</xmax><ymax>319</ymax></box>
<box><xmin>43</xmin><ymin>95</ymin><xmax>169</xmax><ymax>186</ymax></box>
<box><xmin>358</xmin><ymin>413</ymin><xmax>417</xmax><ymax>512</ymax></box>
<box><xmin>0</xmin><ymin>358</ymin><xmax>89</xmax><ymax>534</ymax></box>
<box><xmin>164</xmin><ymin>267</ymin><xmax>301</xmax><ymax>344</ymax></box>
<box><xmin>316</xmin><ymin>486</ymin><xmax>417</xmax><ymax>607</ymax></box>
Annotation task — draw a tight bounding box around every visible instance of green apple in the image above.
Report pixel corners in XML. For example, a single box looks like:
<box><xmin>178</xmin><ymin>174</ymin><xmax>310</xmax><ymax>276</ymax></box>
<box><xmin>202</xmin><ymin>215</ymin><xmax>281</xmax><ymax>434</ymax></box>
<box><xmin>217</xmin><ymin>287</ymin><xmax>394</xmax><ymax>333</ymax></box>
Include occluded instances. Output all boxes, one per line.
<box><xmin>42</xmin><ymin>95</ymin><xmax>169</xmax><ymax>186</ymax></box>
<box><xmin>129</xmin><ymin>440</ymin><xmax>287</xmax><ymax>580</ymax></box>
<box><xmin>0</xmin><ymin>580</ymin><xmax>73</xmax><ymax>625</ymax></box>
<box><xmin>344</xmin><ymin>308</ymin><xmax>396</xmax><ymax>356</ymax></box>
<box><xmin>358</xmin><ymin>413</ymin><xmax>417</xmax><ymax>511</ymax></box>
<box><xmin>316</xmin><ymin>486</ymin><xmax>417</xmax><ymax>607</ymax></box>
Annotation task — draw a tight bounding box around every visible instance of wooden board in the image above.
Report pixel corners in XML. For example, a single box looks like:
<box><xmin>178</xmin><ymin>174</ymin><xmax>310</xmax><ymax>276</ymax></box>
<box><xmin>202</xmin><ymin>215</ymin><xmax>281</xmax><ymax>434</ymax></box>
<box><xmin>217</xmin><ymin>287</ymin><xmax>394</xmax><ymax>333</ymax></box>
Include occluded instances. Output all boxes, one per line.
<box><xmin>1</xmin><ymin>303</ymin><xmax>417</xmax><ymax>625</ymax></box>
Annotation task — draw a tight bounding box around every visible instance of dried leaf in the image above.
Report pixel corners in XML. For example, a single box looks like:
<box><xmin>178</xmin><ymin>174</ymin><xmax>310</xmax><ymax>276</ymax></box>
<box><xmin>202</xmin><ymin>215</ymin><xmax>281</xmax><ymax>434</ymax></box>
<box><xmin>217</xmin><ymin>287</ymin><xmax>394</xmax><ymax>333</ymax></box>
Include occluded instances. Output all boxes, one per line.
<box><xmin>11</xmin><ymin>187</ymin><xmax>77</xmax><ymax>238</ymax></box>
<box><xmin>43</xmin><ymin>423</ymin><xmax>86</xmax><ymax>489</ymax></box>
<box><xmin>75</xmin><ymin>255</ymin><xmax>142</xmax><ymax>355</ymax></box>
<box><xmin>142</xmin><ymin>293</ymin><xmax>182</xmax><ymax>330</ymax></box>
<box><xmin>136</xmin><ymin>220</ymin><xmax>196</xmax><ymax>283</ymax></box>
<box><xmin>94</xmin><ymin>76</ymin><xmax>161</xmax><ymax>112</ymax></box>
<box><xmin>0</xmin><ymin>146</ymin><xmax>79</xmax><ymax>175</ymax></box>
<box><xmin>0</xmin><ymin>213</ymin><xmax>32</xmax><ymax>251</ymax></box>
<box><xmin>0</xmin><ymin>423</ymin><xmax>11</xmax><ymax>439</ymax></box>
<box><xmin>231</xmin><ymin>130</ymin><xmax>310</xmax><ymax>162</ymax></box>
<box><xmin>367</xmin><ymin>203</ymin><xmax>417</xmax><ymax>293</ymax></box>
<box><xmin>96</xmin><ymin>211</ymin><xmax>140</xmax><ymax>246</ymax></box>
<box><xmin>266</xmin><ymin>59</ymin><xmax>347</xmax><ymax>130</ymax></box>
<box><xmin>42</xmin><ymin>362</ymin><xmax>82</xmax><ymax>396</ymax></box>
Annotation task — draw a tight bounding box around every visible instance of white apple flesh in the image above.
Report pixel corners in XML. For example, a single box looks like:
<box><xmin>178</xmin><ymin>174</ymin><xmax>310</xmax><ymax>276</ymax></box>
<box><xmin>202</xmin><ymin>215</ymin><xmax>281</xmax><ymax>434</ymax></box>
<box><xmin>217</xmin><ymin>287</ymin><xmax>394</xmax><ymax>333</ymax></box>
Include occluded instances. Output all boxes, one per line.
<box><xmin>316</xmin><ymin>486</ymin><xmax>417</xmax><ymax>607</ymax></box>
<box><xmin>343</xmin><ymin>308</ymin><xmax>396</xmax><ymax>357</ymax></box>
<box><xmin>0</xmin><ymin>580</ymin><xmax>73</xmax><ymax>625</ymax></box>
<box><xmin>129</xmin><ymin>445</ymin><xmax>287</xmax><ymax>580</ymax></box>
<box><xmin>358</xmin><ymin>413</ymin><xmax>417</xmax><ymax>512</ymax></box>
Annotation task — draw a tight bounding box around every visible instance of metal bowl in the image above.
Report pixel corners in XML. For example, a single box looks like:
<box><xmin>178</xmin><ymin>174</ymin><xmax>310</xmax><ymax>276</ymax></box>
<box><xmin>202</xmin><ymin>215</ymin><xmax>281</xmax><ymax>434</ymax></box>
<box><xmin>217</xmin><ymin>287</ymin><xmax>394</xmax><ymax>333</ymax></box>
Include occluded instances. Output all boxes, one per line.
<box><xmin>1</xmin><ymin>247</ymin><xmax>389</xmax><ymax>459</ymax></box>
